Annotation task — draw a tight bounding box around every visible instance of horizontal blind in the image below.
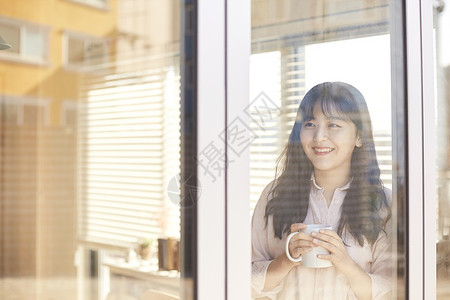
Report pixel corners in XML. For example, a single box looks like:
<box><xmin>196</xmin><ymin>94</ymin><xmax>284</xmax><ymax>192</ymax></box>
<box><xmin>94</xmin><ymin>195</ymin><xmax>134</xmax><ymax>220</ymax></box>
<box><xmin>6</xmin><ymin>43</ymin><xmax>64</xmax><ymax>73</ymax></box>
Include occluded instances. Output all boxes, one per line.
<box><xmin>249</xmin><ymin>51</ymin><xmax>282</xmax><ymax>213</ymax></box>
<box><xmin>1</xmin><ymin>125</ymin><xmax>38</xmax><ymax>276</ymax></box>
<box><xmin>374</xmin><ymin>130</ymin><xmax>392</xmax><ymax>189</ymax></box>
<box><xmin>249</xmin><ymin>48</ymin><xmax>305</xmax><ymax>212</ymax></box>
<box><xmin>78</xmin><ymin>55</ymin><xmax>180</xmax><ymax>248</ymax></box>
<box><xmin>37</xmin><ymin>127</ymin><xmax>77</xmax><ymax>275</ymax></box>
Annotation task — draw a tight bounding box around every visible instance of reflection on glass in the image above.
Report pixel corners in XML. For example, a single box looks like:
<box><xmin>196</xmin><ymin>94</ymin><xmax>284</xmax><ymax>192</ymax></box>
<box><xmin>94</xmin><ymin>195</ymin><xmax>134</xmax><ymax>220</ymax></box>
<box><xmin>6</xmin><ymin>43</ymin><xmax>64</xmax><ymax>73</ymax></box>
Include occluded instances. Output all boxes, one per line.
<box><xmin>434</xmin><ymin>1</ymin><xmax>450</xmax><ymax>298</ymax></box>
<box><xmin>250</xmin><ymin>1</ymin><xmax>402</xmax><ymax>299</ymax></box>
<box><xmin>0</xmin><ymin>1</ymin><xmax>183</xmax><ymax>300</ymax></box>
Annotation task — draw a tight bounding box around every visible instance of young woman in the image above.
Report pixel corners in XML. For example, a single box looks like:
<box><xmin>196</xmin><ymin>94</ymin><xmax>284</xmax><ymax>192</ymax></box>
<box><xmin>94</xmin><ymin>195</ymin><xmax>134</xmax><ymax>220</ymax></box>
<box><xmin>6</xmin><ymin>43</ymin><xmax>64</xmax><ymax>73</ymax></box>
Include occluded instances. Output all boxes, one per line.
<box><xmin>251</xmin><ymin>82</ymin><xmax>392</xmax><ymax>300</ymax></box>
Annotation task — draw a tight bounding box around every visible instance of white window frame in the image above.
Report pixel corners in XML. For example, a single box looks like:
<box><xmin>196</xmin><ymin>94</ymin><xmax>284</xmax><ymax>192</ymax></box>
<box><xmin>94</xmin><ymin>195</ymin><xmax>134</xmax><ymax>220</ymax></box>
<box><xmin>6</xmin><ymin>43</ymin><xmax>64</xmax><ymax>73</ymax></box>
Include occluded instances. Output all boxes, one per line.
<box><xmin>197</xmin><ymin>0</ymin><xmax>252</xmax><ymax>297</ymax></box>
<box><xmin>197</xmin><ymin>0</ymin><xmax>437</xmax><ymax>298</ymax></box>
<box><xmin>405</xmin><ymin>0</ymin><xmax>436</xmax><ymax>299</ymax></box>
<box><xmin>405</xmin><ymin>0</ymin><xmax>425</xmax><ymax>295</ymax></box>
<box><xmin>226</xmin><ymin>0</ymin><xmax>251</xmax><ymax>299</ymax></box>
<box><xmin>196</xmin><ymin>1</ymin><xmax>226</xmax><ymax>299</ymax></box>
<box><xmin>0</xmin><ymin>16</ymin><xmax>50</xmax><ymax>66</ymax></box>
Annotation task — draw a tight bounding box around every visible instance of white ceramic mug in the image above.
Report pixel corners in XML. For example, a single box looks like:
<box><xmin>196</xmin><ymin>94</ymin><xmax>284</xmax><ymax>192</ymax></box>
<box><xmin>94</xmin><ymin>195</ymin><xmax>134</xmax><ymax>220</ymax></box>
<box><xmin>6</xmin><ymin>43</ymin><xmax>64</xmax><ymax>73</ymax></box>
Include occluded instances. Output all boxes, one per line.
<box><xmin>285</xmin><ymin>224</ymin><xmax>333</xmax><ymax>268</ymax></box>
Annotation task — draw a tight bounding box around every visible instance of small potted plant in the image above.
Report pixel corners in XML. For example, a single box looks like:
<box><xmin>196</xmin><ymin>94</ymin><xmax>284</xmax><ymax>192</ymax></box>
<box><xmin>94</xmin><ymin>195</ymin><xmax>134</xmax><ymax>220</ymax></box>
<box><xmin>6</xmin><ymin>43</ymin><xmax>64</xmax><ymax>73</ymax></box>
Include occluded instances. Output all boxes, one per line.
<box><xmin>138</xmin><ymin>238</ymin><xmax>154</xmax><ymax>260</ymax></box>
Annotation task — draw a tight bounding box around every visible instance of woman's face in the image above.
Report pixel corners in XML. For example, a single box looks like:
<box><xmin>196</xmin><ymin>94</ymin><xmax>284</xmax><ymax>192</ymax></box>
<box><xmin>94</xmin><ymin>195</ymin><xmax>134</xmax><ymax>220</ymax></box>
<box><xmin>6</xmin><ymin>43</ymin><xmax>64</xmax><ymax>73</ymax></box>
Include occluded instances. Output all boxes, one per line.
<box><xmin>300</xmin><ymin>103</ymin><xmax>361</xmax><ymax>177</ymax></box>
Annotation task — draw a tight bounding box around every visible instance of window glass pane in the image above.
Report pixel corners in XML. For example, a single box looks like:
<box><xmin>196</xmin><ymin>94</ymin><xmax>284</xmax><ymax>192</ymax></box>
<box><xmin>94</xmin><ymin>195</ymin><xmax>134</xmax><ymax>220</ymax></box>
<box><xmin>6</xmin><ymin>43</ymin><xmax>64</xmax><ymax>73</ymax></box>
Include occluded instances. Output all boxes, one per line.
<box><xmin>22</xmin><ymin>104</ymin><xmax>45</xmax><ymax>125</ymax></box>
<box><xmin>250</xmin><ymin>1</ymin><xmax>404</xmax><ymax>299</ymax></box>
<box><xmin>66</xmin><ymin>35</ymin><xmax>108</xmax><ymax>70</ymax></box>
<box><xmin>0</xmin><ymin>23</ymin><xmax>20</xmax><ymax>54</ymax></box>
<box><xmin>0</xmin><ymin>1</ymin><xmax>185</xmax><ymax>300</ymax></box>
<box><xmin>434</xmin><ymin>1</ymin><xmax>450</xmax><ymax>297</ymax></box>
<box><xmin>67</xmin><ymin>37</ymin><xmax>85</xmax><ymax>63</ymax></box>
<box><xmin>23</xmin><ymin>28</ymin><xmax>46</xmax><ymax>58</ymax></box>
<box><xmin>2</xmin><ymin>103</ymin><xmax>19</xmax><ymax>125</ymax></box>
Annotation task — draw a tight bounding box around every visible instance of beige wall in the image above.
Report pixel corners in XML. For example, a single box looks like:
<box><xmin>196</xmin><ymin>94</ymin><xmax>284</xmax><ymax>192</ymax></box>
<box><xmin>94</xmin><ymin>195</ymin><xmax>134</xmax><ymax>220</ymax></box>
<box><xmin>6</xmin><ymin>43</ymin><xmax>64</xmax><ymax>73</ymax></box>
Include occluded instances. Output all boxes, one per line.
<box><xmin>0</xmin><ymin>0</ymin><xmax>118</xmax><ymax>125</ymax></box>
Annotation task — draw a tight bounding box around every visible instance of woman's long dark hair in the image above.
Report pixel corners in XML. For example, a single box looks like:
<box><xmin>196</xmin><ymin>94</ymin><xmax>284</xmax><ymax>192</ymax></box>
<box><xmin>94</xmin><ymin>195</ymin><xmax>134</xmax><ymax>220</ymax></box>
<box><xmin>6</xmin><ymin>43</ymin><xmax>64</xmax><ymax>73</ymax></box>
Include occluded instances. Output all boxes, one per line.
<box><xmin>265</xmin><ymin>82</ymin><xmax>391</xmax><ymax>246</ymax></box>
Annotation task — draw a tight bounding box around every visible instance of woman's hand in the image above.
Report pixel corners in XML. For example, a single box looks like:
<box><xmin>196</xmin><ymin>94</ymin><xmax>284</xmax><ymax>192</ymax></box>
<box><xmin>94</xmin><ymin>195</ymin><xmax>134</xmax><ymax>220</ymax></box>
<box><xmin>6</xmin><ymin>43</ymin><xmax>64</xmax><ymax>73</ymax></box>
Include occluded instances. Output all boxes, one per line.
<box><xmin>310</xmin><ymin>229</ymin><xmax>357</xmax><ymax>275</ymax></box>
<box><xmin>287</xmin><ymin>223</ymin><xmax>314</xmax><ymax>263</ymax></box>
<box><xmin>311</xmin><ymin>229</ymin><xmax>372</xmax><ymax>300</ymax></box>
<box><xmin>263</xmin><ymin>223</ymin><xmax>313</xmax><ymax>291</ymax></box>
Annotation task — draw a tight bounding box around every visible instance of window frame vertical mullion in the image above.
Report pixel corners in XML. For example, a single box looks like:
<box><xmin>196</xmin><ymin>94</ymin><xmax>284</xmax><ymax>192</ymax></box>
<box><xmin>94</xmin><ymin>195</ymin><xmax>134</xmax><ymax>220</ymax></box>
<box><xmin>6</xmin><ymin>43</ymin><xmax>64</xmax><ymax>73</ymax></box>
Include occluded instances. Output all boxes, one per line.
<box><xmin>420</xmin><ymin>0</ymin><xmax>437</xmax><ymax>298</ymax></box>
<box><xmin>405</xmin><ymin>0</ymin><xmax>424</xmax><ymax>294</ymax></box>
<box><xmin>192</xmin><ymin>0</ymin><xmax>227</xmax><ymax>299</ymax></box>
<box><xmin>404</xmin><ymin>0</ymin><xmax>436</xmax><ymax>299</ymax></box>
<box><xmin>226</xmin><ymin>0</ymin><xmax>251</xmax><ymax>299</ymax></box>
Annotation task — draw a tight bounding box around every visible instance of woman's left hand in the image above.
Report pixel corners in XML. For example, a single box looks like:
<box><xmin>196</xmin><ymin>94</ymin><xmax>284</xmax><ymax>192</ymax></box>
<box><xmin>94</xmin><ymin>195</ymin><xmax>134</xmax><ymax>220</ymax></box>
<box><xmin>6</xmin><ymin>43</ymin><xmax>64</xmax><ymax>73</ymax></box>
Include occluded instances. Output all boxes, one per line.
<box><xmin>310</xmin><ymin>229</ymin><xmax>358</xmax><ymax>276</ymax></box>
<box><xmin>311</xmin><ymin>229</ymin><xmax>372</xmax><ymax>300</ymax></box>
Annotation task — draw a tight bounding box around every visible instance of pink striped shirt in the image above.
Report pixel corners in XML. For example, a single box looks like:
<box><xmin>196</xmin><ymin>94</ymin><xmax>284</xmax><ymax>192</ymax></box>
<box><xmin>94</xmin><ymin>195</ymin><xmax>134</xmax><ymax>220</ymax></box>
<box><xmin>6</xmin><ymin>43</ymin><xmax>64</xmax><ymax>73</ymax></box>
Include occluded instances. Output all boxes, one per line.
<box><xmin>251</xmin><ymin>177</ymin><xmax>392</xmax><ymax>299</ymax></box>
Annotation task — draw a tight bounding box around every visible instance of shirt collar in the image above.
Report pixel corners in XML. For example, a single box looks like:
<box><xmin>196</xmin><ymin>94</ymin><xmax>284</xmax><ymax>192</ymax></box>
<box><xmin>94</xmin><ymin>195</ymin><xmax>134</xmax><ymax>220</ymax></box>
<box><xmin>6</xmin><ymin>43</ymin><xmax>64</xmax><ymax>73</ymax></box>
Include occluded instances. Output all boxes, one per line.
<box><xmin>310</xmin><ymin>173</ymin><xmax>352</xmax><ymax>191</ymax></box>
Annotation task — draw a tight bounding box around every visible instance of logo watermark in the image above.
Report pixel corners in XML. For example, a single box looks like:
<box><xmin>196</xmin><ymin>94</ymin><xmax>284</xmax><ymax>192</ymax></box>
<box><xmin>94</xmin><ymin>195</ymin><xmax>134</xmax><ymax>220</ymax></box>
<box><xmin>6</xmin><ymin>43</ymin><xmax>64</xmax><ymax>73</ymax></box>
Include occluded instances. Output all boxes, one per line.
<box><xmin>167</xmin><ymin>92</ymin><xmax>280</xmax><ymax>206</ymax></box>
<box><xmin>167</xmin><ymin>173</ymin><xmax>202</xmax><ymax>208</ymax></box>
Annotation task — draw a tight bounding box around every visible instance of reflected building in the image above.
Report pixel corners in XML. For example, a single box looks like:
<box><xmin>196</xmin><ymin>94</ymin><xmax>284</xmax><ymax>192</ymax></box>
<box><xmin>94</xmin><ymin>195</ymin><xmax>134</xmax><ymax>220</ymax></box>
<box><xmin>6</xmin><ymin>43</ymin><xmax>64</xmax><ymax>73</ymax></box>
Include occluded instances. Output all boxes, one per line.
<box><xmin>0</xmin><ymin>1</ymin><xmax>181</xmax><ymax>299</ymax></box>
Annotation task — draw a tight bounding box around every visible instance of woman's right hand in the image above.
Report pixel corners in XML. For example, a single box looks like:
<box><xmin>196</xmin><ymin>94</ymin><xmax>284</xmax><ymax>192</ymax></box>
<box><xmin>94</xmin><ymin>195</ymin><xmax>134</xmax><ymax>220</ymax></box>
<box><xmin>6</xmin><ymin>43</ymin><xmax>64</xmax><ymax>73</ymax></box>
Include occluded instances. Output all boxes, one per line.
<box><xmin>287</xmin><ymin>223</ymin><xmax>314</xmax><ymax>262</ymax></box>
<box><xmin>263</xmin><ymin>223</ymin><xmax>313</xmax><ymax>291</ymax></box>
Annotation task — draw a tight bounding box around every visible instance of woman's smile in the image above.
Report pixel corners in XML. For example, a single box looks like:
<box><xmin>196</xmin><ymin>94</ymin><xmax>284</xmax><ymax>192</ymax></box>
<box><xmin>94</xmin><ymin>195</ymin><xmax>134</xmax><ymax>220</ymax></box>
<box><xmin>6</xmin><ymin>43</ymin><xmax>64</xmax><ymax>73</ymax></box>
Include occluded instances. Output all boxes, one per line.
<box><xmin>312</xmin><ymin>147</ymin><xmax>335</xmax><ymax>155</ymax></box>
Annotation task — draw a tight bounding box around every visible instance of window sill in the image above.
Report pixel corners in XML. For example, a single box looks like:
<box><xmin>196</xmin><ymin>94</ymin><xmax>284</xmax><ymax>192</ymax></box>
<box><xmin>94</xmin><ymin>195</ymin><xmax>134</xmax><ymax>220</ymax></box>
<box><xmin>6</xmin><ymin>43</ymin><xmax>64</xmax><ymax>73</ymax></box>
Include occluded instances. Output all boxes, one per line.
<box><xmin>0</xmin><ymin>53</ymin><xmax>50</xmax><ymax>67</ymax></box>
<box><xmin>103</xmin><ymin>259</ymin><xmax>180</xmax><ymax>295</ymax></box>
<box><xmin>63</xmin><ymin>0</ymin><xmax>110</xmax><ymax>11</ymax></box>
